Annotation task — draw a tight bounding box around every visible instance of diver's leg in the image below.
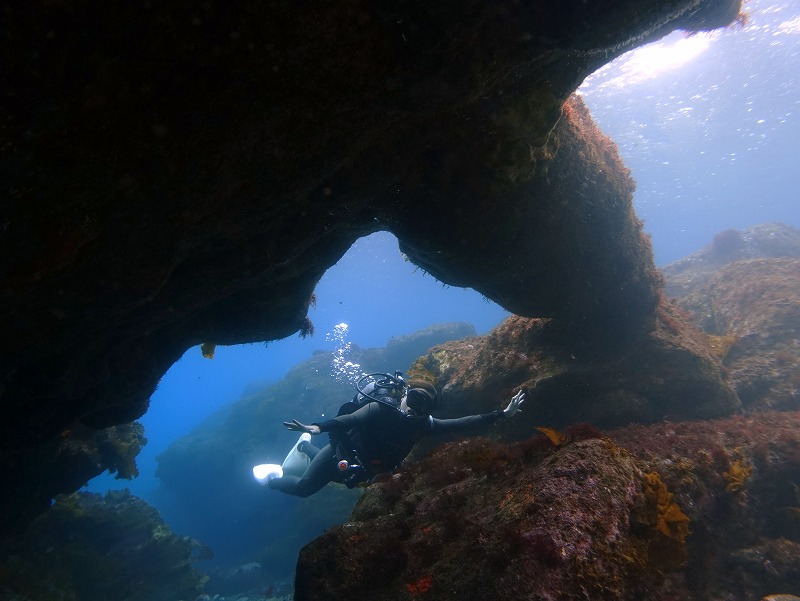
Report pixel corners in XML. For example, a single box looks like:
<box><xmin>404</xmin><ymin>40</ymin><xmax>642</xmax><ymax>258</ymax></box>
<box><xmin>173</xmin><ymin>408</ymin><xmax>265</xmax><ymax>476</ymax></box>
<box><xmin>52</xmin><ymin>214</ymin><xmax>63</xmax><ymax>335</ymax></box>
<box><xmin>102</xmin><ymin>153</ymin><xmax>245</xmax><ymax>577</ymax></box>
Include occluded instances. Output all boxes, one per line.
<box><xmin>298</xmin><ymin>439</ymin><xmax>322</xmax><ymax>459</ymax></box>
<box><xmin>268</xmin><ymin>444</ymin><xmax>338</xmax><ymax>497</ymax></box>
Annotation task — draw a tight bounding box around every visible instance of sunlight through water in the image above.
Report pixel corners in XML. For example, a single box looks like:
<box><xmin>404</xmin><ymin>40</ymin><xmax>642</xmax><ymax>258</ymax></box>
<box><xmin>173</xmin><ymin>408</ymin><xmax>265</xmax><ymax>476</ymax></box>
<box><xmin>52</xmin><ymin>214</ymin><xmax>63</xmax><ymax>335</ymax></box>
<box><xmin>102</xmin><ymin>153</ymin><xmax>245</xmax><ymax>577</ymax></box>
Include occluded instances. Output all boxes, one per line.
<box><xmin>586</xmin><ymin>32</ymin><xmax>714</xmax><ymax>92</ymax></box>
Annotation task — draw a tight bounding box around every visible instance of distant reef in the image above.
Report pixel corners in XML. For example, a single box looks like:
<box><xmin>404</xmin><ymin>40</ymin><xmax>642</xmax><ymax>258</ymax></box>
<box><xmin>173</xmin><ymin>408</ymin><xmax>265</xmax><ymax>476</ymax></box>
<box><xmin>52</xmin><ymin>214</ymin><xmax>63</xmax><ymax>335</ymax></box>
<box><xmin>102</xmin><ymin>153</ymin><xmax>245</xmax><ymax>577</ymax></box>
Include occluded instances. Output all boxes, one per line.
<box><xmin>0</xmin><ymin>489</ymin><xmax>209</xmax><ymax>601</ymax></box>
<box><xmin>663</xmin><ymin>222</ymin><xmax>800</xmax><ymax>413</ymax></box>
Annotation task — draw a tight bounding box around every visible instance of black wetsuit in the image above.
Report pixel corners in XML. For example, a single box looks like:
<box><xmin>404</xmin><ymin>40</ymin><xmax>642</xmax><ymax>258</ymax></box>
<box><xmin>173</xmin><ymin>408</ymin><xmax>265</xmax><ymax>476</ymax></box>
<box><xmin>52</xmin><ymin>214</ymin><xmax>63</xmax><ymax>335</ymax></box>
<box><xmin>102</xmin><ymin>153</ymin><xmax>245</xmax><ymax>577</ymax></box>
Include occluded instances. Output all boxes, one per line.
<box><xmin>268</xmin><ymin>401</ymin><xmax>504</xmax><ymax>497</ymax></box>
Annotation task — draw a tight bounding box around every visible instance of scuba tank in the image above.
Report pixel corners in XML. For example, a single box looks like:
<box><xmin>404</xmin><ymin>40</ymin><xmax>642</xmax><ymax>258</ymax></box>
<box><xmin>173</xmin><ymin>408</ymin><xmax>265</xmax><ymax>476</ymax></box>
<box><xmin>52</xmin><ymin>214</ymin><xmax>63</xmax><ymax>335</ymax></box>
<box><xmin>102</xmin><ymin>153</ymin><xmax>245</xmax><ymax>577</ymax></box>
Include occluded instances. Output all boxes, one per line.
<box><xmin>337</xmin><ymin>371</ymin><xmax>408</xmax><ymax>416</ymax></box>
<box><xmin>331</xmin><ymin>371</ymin><xmax>407</xmax><ymax>486</ymax></box>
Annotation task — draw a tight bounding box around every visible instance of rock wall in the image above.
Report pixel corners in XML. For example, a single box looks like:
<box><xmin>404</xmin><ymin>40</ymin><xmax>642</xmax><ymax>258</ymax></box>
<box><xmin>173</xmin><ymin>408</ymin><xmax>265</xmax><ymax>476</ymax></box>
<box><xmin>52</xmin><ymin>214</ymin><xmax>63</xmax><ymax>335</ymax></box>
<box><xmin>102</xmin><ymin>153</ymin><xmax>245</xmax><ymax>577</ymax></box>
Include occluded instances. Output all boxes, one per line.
<box><xmin>1</xmin><ymin>0</ymin><xmax>741</xmax><ymax>537</ymax></box>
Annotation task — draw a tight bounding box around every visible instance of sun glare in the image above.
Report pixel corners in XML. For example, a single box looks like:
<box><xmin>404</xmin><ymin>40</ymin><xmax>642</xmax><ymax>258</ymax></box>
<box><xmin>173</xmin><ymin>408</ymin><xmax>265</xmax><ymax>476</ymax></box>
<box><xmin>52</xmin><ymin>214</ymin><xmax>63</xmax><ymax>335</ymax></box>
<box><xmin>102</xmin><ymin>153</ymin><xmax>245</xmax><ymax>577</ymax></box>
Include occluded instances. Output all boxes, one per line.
<box><xmin>582</xmin><ymin>33</ymin><xmax>715</xmax><ymax>92</ymax></box>
<box><xmin>624</xmin><ymin>35</ymin><xmax>713</xmax><ymax>80</ymax></box>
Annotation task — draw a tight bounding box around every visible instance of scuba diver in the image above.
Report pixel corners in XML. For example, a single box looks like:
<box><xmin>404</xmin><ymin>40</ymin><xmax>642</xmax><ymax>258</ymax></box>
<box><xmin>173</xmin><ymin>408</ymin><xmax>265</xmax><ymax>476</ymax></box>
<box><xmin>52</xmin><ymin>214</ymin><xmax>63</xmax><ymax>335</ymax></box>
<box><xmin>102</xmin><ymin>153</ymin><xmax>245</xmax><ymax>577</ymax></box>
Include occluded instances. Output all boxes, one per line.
<box><xmin>253</xmin><ymin>372</ymin><xmax>526</xmax><ymax>497</ymax></box>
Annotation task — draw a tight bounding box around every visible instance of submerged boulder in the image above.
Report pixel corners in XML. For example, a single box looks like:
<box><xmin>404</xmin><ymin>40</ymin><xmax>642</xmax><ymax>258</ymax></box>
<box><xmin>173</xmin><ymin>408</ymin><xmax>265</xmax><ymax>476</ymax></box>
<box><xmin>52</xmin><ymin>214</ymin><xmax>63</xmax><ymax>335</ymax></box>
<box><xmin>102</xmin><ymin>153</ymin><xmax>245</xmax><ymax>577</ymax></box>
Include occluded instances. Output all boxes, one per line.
<box><xmin>296</xmin><ymin>435</ymin><xmax>680</xmax><ymax>601</ymax></box>
<box><xmin>406</xmin><ymin>299</ymin><xmax>739</xmax><ymax>431</ymax></box>
<box><xmin>296</xmin><ymin>410</ymin><xmax>800</xmax><ymax>601</ymax></box>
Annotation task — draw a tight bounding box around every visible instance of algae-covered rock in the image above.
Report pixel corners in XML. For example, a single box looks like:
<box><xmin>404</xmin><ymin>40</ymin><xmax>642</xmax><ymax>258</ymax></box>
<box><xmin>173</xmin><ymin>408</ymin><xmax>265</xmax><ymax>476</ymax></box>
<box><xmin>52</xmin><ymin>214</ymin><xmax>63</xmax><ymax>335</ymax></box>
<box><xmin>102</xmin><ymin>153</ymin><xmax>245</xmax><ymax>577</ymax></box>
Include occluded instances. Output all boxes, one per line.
<box><xmin>3</xmin><ymin>421</ymin><xmax>147</xmax><ymax>556</ymax></box>
<box><xmin>408</xmin><ymin>299</ymin><xmax>738</xmax><ymax>432</ymax></box>
<box><xmin>663</xmin><ymin>224</ymin><xmax>800</xmax><ymax>412</ymax></box>
<box><xmin>0</xmin><ymin>490</ymin><xmax>208</xmax><ymax>601</ymax></box>
<box><xmin>295</xmin><ymin>436</ymin><xmax>679</xmax><ymax>601</ymax></box>
<box><xmin>698</xmin><ymin>258</ymin><xmax>800</xmax><ymax>411</ymax></box>
<box><xmin>296</xmin><ymin>409</ymin><xmax>800</xmax><ymax>601</ymax></box>
<box><xmin>610</xmin><ymin>410</ymin><xmax>800</xmax><ymax>601</ymax></box>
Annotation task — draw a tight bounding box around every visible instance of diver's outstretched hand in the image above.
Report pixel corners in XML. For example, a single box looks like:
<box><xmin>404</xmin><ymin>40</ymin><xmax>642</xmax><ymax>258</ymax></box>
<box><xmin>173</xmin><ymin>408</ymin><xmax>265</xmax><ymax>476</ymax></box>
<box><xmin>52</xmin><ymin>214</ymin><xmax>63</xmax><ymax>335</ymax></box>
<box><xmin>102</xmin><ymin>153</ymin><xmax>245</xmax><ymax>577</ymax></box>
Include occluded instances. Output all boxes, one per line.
<box><xmin>283</xmin><ymin>419</ymin><xmax>321</xmax><ymax>435</ymax></box>
<box><xmin>503</xmin><ymin>390</ymin><xmax>526</xmax><ymax>418</ymax></box>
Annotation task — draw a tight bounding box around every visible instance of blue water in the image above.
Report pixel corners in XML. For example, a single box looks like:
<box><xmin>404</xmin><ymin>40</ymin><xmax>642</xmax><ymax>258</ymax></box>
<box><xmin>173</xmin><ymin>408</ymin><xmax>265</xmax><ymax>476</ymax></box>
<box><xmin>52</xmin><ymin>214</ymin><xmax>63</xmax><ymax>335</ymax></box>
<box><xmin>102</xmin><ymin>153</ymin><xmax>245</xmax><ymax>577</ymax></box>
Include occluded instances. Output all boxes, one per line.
<box><xmin>88</xmin><ymin>0</ymin><xmax>800</xmax><ymax>538</ymax></box>
<box><xmin>579</xmin><ymin>0</ymin><xmax>800</xmax><ymax>264</ymax></box>
<box><xmin>86</xmin><ymin>232</ymin><xmax>510</xmax><ymax>499</ymax></box>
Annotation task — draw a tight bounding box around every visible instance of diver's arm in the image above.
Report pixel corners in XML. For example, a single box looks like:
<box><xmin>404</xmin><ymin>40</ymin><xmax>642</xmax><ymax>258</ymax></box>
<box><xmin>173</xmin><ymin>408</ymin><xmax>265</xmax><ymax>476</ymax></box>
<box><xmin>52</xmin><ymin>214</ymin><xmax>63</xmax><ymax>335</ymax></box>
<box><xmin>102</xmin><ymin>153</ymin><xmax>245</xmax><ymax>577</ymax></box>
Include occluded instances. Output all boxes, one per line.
<box><xmin>428</xmin><ymin>390</ymin><xmax>526</xmax><ymax>435</ymax></box>
<box><xmin>312</xmin><ymin>402</ymin><xmax>381</xmax><ymax>433</ymax></box>
<box><xmin>428</xmin><ymin>411</ymin><xmax>504</xmax><ymax>434</ymax></box>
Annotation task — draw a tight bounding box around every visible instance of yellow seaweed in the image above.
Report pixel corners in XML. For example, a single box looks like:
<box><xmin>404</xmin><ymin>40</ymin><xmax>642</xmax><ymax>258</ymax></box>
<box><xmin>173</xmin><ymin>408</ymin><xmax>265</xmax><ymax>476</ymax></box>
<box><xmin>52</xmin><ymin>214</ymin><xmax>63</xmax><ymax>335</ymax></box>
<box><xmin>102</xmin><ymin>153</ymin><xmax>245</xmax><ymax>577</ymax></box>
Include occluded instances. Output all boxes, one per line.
<box><xmin>723</xmin><ymin>458</ymin><xmax>753</xmax><ymax>493</ymax></box>
<box><xmin>641</xmin><ymin>472</ymin><xmax>690</xmax><ymax>544</ymax></box>
<box><xmin>535</xmin><ymin>426</ymin><xmax>568</xmax><ymax>446</ymax></box>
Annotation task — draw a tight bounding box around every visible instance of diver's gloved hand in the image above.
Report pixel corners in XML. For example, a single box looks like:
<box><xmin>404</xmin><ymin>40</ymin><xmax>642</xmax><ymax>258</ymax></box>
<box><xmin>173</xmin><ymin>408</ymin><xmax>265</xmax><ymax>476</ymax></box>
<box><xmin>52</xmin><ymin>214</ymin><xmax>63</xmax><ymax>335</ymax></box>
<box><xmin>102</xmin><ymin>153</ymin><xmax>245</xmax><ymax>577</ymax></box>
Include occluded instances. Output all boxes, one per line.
<box><xmin>283</xmin><ymin>419</ymin><xmax>321</xmax><ymax>435</ymax></box>
<box><xmin>503</xmin><ymin>390</ymin><xmax>526</xmax><ymax>418</ymax></box>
